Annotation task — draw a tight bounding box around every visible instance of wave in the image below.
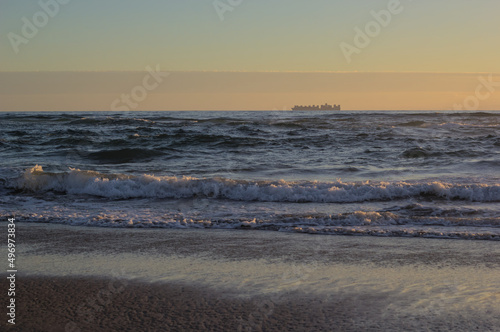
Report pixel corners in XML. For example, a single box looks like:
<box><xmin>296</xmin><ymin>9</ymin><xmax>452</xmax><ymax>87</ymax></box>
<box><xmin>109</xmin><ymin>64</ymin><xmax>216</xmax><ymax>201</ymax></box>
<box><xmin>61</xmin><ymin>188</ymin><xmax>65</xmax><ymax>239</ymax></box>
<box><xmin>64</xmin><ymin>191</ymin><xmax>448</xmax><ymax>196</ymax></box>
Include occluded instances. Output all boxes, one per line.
<box><xmin>401</xmin><ymin>147</ymin><xmax>430</xmax><ymax>158</ymax></box>
<box><xmin>10</xmin><ymin>166</ymin><xmax>500</xmax><ymax>203</ymax></box>
<box><xmin>449</xmin><ymin>111</ymin><xmax>500</xmax><ymax>117</ymax></box>
<box><xmin>3</xmin><ymin>207</ymin><xmax>499</xmax><ymax>241</ymax></box>
<box><xmin>87</xmin><ymin>148</ymin><xmax>165</xmax><ymax>163</ymax></box>
<box><xmin>437</xmin><ymin>122</ymin><xmax>500</xmax><ymax>129</ymax></box>
<box><xmin>401</xmin><ymin>147</ymin><xmax>483</xmax><ymax>159</ymax></box>
<box><xmin>69</xmin><ymin>117</ymin><xmax>156</xmax><ymax>126</ymax></box>
<box><xmin>397</xmin><ymin>120</ymin><xmax>427</xmax><ymax>127</ymax></box>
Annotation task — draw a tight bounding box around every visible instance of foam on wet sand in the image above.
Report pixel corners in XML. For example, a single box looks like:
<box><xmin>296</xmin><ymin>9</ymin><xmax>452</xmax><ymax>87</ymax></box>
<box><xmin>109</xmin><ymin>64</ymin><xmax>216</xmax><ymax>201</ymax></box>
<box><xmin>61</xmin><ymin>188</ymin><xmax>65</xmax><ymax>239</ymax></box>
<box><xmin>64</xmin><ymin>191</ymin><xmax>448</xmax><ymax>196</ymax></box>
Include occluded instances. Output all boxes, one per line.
<box><xmin>3</xmin><ymin>223</ymin><xmax>500</xmax><ymax>331</ymax></box>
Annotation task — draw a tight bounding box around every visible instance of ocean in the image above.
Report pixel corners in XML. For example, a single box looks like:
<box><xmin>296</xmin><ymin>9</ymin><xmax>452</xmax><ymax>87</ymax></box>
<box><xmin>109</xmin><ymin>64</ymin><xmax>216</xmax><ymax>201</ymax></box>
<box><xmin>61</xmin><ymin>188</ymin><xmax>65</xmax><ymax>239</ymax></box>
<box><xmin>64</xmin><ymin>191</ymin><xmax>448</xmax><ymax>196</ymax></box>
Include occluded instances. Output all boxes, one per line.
<box><xmin>1</xmin><ymin>110</ymin><xmax>500</xmax><ymax>240</ymax></box>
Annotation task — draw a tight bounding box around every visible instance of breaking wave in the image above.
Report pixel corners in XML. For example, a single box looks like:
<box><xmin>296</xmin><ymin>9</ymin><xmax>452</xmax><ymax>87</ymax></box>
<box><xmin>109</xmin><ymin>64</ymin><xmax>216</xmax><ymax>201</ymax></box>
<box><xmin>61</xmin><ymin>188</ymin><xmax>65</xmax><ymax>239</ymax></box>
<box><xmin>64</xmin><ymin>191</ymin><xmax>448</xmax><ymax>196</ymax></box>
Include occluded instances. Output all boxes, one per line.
<box><xmin>11</xmin><ymin>166</ymin><xmax>500</xmax><ymax>203</ymax></box>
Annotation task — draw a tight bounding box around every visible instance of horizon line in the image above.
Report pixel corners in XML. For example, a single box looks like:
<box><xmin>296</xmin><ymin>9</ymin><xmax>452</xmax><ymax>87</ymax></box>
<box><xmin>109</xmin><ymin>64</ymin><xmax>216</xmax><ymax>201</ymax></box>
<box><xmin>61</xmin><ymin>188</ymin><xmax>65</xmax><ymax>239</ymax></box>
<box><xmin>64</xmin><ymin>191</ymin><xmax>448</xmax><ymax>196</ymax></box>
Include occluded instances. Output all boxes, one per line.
<box><xmin>1</xmin><ymin>70</ymin><xmax>499</xmax><ymax>75</ymax></box>
<box><xmin>2</xmin><ymin>109</ymin><xmax>499</xmax><ymax>112</ymax></box>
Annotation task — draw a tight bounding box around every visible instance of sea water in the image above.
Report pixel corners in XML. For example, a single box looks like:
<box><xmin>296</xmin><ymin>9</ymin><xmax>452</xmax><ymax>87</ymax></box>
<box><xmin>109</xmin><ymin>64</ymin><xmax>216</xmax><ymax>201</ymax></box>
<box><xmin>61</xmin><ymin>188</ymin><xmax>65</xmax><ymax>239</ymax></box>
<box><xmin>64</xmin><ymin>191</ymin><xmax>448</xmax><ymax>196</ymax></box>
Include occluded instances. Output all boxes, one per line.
<box><xmin>1</xmin><ymin>110</ymin><xmax>500</xmax><ymax>240</ymax></box>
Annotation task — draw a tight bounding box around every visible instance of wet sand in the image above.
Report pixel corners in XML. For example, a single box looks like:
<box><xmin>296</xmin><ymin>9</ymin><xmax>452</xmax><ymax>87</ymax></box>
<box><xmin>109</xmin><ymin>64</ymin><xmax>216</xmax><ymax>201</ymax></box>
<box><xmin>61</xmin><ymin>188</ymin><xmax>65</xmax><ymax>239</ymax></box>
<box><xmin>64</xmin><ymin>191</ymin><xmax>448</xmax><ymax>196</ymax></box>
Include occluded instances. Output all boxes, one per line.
<box><xmin>2</xmin><ymin>223</ymin><xmax>500</xmax><ymax>331</ymax></box>
<box><xmin>5</xmin><ymin>275</ymin><xmax>499</xmax><ymax>332</ymax></box>
<box><xmin>2</xmin><ymin>276</ymin><xmax>385</xmax><ymax>331</ymax></box>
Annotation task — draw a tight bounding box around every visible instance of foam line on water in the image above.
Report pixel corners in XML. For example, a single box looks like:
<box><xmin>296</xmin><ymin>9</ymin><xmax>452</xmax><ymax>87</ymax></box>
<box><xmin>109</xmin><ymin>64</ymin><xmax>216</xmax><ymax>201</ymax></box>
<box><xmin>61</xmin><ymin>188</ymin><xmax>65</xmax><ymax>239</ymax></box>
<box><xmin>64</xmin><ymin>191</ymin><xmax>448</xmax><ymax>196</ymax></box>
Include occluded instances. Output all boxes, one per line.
<box><xmin>10</xmin><ymin>166</ymin><xmax>500</xmax><ymax>203</ymax></box>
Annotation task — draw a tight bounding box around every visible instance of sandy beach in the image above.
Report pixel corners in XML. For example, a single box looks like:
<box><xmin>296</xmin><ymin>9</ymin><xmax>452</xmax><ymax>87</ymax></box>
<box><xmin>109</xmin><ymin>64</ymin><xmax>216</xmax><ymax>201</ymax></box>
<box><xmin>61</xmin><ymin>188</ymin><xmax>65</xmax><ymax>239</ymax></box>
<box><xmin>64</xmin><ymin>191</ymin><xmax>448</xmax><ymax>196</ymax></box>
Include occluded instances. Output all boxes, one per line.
<box><xmin>1</xmin><ymin>223</ymin><xmax>499</xmax><ymax>331</ymax></box>
<box><xmin>5</xmin><ymin>276</ymin><xmax>395</xmax><ymax>332</ymax></box>
<box><xmin>3</xmin><ymin>0</ymin><xmax>500</xmax><ymax>331</ymax></box>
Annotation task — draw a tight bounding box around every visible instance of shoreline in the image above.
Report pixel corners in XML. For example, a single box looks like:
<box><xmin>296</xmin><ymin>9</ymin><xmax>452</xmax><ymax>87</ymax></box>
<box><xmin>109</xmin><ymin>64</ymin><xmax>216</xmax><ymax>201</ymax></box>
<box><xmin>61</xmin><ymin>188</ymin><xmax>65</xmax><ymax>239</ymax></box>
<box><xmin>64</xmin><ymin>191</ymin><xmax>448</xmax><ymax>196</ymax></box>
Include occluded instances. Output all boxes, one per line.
<box><xmin>2</xmin><ymin>222</ymin><xmax>500</xmax><ymax>331</ymax></box>
<box><xmin>14</xmin><ymin>222</ymin><xmax>500</xmax><ymax>268</ymax></box>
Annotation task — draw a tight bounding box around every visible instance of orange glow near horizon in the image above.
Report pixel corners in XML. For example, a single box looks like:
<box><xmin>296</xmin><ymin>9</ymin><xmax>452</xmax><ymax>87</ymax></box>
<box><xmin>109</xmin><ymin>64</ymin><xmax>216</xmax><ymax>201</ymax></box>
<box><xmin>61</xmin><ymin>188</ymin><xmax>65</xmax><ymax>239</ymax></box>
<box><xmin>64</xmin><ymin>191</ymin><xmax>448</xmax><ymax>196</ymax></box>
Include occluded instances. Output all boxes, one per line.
<box><xmin>1</xmin><ymin>71</ymin><xmax>499</xmax><ymax>111</ymax></box>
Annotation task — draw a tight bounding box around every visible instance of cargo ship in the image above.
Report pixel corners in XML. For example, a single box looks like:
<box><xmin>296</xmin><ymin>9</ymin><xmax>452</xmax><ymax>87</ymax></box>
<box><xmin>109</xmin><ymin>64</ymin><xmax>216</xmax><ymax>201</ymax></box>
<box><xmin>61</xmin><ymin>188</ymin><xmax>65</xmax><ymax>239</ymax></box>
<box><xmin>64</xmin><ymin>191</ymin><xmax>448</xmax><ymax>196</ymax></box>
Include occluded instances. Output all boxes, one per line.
<box><xmin>291</xmin><ymin>103</ymin><xmax>341</xmax><ymax>111</ymax></box>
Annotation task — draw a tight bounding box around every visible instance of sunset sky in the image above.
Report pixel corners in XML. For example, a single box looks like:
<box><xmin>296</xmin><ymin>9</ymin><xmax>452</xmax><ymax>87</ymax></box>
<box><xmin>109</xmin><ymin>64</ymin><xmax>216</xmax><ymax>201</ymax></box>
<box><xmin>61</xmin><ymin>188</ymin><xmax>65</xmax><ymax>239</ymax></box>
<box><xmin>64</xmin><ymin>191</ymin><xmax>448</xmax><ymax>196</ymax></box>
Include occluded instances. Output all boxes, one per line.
<box><xmin>1</xmin><ymin>0</ymin><xmax>499</xmax><ymax>110</ymax></box>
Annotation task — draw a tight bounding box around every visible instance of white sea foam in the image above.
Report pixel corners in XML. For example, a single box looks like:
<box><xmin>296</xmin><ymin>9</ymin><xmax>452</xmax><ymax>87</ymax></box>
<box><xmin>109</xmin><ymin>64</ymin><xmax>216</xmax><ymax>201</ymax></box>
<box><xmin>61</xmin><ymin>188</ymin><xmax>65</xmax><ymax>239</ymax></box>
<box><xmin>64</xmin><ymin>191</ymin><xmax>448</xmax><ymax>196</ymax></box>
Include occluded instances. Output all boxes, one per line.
<box><xmin>11</xmin><ymin>166</ymin><xmax>500</xmax><ymax>203</ymax></box>
<box><xmin>3</xmin><ymin>178</ymin><xmax>500</xmax><ymax>240</ymax></box>
<box><xmin>4</xmin><ymin>208</ymin><xmax>499</xmax><ymax>240</ymax></box>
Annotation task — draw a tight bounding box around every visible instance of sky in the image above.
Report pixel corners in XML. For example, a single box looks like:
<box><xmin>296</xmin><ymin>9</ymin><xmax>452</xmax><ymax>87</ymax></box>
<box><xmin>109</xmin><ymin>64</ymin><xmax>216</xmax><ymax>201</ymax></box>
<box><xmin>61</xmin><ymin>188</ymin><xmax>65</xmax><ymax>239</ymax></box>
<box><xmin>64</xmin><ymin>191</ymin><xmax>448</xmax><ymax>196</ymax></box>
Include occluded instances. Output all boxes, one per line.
<box><xmin>1</xmin><ymin>0</ymin><xmax>500</xmax><ymax>110</ymax></box>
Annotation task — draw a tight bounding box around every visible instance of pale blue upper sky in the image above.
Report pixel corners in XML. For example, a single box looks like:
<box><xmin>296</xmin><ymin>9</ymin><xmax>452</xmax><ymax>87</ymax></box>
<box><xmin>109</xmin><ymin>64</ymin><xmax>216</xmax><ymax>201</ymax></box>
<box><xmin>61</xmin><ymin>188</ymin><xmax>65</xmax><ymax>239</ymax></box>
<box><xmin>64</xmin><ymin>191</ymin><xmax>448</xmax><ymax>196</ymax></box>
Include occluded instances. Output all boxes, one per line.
<box><xmin>2</xmin><ymin>0</ymin><xmax>500</xmax><ymax>72</ymax></box>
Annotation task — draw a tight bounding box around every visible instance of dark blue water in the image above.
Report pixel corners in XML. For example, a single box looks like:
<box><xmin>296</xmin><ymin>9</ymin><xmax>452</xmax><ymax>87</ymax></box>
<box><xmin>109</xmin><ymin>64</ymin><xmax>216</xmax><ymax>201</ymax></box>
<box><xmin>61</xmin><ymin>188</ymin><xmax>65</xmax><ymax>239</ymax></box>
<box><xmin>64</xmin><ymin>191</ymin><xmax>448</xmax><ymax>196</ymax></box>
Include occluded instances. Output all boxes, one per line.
<box><xmin>1</xmin><ymin>111</ymin><xmax>500</xmax><ymax>240</ymax></box>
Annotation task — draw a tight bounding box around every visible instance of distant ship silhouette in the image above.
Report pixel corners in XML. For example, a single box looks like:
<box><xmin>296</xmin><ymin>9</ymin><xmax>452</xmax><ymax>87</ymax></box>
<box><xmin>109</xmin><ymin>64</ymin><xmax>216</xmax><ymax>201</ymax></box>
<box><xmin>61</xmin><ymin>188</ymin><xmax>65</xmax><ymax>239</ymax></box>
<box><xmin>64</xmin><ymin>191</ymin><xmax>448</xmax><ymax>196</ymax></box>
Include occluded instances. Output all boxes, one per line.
<box><xmin>292</xmin><ymin>103</ymin><xmax>341</xmax><ymax>111</ymax></box>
